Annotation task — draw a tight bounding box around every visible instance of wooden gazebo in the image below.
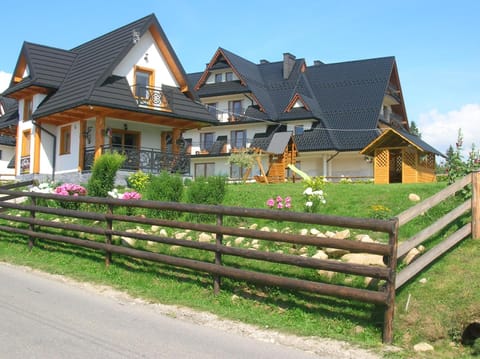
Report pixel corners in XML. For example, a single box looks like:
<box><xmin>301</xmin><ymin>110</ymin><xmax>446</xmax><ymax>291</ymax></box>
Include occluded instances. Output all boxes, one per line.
<box><xmin>361</xmin><ymin>128</ymin><xmax>442</xmax><ymax>184</ymax></box>
<box><xmin>252</xmin><ymin>132</ymin><xmax>297</xmax><ymax>183</ymax></box>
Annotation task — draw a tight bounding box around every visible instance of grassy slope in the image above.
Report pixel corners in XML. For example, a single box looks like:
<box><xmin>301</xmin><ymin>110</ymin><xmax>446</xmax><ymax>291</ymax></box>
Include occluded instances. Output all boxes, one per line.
<box><xmin>1</xmin><ymin>181</ymin><xmax>478</xmax><ymax>358</ymax></box>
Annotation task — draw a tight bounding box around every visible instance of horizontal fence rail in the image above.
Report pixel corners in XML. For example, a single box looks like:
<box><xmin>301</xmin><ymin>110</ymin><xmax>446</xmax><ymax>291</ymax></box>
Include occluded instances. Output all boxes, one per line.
<box><xmin>0</xmin><ymin>181</ymin><xmax>398</xmax><ymax>343</ymax></box>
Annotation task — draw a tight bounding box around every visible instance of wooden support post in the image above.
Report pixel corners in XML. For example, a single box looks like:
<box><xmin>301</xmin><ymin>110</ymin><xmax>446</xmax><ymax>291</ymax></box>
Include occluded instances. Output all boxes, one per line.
<box><xmin>472</xmin><ymin>172</ymin><xmax>480</xmax><ymax>239</ymax></box>
<box><xmin>383</xmin><ymin>218</ymin><xmax>399</xmax><ymax>344</ymax></box>
<box><xmin>94</xmin><ymin>116</ymin><xmax>105</xmax><ymax>160</ymax></box>
<box><xmin>213</xmin><ymin>213</ymin><xmax>223</xmax><ymax>294</ymax></box>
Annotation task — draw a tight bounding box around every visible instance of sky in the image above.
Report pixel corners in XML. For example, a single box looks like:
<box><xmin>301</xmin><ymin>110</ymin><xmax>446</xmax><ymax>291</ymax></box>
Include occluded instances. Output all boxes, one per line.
<box><xmin>1</xmin><ymin>0</ymin><xmax>479</xmax><ymax>159</ymax></box>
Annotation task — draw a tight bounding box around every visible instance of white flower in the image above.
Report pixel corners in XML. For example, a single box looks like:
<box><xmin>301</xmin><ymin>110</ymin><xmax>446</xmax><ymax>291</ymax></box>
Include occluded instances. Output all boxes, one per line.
<box><xmin>108</xmin><ymin>189</ymin><xmax>120</xmax><ymax>198</ymax></box>
<box><xmin>305</xmin><ymin>201</ymin><xmax>313</xmax><ymax>207</ymax></box>
<box><xmin>321</xmin><ymin>199</ymin><xmax>327</xmax><ymax>204</ymax></box>
<box><xmin>303</xmin><ymin>187</ymin><xmax>313</xmax><ymax>195</ymax></box>
<box><xmin>312</xmin><ymin>190</ymin><xmax>323</xmax><ymax>196</ymax></box>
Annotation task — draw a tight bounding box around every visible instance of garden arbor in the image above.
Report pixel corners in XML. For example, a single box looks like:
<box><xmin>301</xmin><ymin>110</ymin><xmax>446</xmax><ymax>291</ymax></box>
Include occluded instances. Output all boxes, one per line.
<box><xmin>361</xmin><ymin>128</ymin><xmax>443</xmax><ymax>184</ymax></box>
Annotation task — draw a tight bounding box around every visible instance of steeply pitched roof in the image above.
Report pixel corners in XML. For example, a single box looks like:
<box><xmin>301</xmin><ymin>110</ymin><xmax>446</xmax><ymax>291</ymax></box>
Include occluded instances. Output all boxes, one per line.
<box><xmin>192</xmin><ymin>50</ymin><xmax>398</xmax><ymax>152</ymax></box>
<box><xmin>4</xmin><ymin>14</ymin><xmax>215</xmax><ymax>126</ymax></box>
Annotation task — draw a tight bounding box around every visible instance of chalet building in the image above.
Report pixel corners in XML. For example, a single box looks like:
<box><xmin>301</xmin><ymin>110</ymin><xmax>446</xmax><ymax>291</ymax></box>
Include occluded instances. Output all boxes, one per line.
<box><xmin>0</xmin><ymin>14</ymin><xmax>215</xmax><ymax>183</ymax></box>
<box><xmin>0</xmin><ymin>13</ymin><xmax>442</xmax><ymax>184</ymax></box>
<box><xmin>184</xmin><ymin>49</ymin><xmax>443</xmax><ymax>183</ymax></box>
<box><xmin>0</xmin><ymin>97</ymin><xmax>17</xmax><ymax>178</ymax></box>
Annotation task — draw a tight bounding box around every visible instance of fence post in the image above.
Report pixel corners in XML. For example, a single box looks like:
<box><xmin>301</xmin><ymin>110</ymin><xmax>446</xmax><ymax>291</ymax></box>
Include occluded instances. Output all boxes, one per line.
<box><xmin>383</xmin><ymin>218</ymin><xmax>399</xmax><ymax>344</ymax></box>
<box><xmin>105</xmin><ymin>204</ymin><xmax>113</xmax><ymax>266</ymax></box>
<box><xmin>213</xmin><ymin>213</ymin><xmax>223</xmax><ymax>294</ymax></box>
<box><xmin>28</xmin><ymin>197</ymin><xmax>36</xmax><ymax>250</ymax></box>
<box><xmin>472</xmin><ymin>172</ymin><xmax>480</xmax><ymax>239</ymax></box>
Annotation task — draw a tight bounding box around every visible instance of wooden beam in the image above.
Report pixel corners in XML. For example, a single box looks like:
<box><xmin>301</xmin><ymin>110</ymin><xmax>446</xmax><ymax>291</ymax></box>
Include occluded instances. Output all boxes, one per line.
<box><xmin>33</xmin><ymin>126</ymin><xmax>41</xmax><ymax>174</ymax></box>
<box><xmin>473</xmin><ymin>171</ymin><xmax>480</xmax><ymax>239</ymax></box>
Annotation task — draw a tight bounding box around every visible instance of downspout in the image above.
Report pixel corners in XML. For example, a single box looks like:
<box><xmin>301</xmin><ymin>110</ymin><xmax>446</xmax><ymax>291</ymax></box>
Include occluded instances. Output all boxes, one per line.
<box><xmin>326</xmin><ymin>151</ymin><xmax>339</xmax><ymax>178</ymax></box>
<box><xmin>32</xmin><ymin>119</ymin><xmax>56</xmax><ymax>181</ymax></box>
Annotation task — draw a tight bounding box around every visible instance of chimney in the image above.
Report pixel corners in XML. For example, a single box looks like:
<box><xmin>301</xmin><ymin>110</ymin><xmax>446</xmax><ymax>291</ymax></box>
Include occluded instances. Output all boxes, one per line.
<box><xmin>283</xmin><ymin>53</ymin><xmax>296</xmax><ymax>79</ymax></box>
<box><xmin>313</xmin><ymin>60</ymin><xmax>323</xmax><ymax>66</ymax></box>
<box><xmin>259</xmin><ymin>59</ymin><xmax>269</xmax><ymax>64</ymax></box>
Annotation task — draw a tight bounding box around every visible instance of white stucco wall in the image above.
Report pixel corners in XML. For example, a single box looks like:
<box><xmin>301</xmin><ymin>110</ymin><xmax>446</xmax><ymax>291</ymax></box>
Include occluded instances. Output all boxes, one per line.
<box><xmin>113</xmin><ymin>31</ymin><xmax>177</xmax><ymax>88</ymax></box>
<box><xmin>55</xmin><ymin>122</ymin><xmax>80</xmax><ymax>174</ymax></box>
<box><xmin>0</xmin><ymin>145</ymin><xmax>15</xmax><ymax>176</ymax></box>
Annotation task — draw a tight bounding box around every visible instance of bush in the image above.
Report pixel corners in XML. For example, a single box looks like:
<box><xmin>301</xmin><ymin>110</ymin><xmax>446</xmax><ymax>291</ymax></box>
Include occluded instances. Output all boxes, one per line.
<box><xmin>87</xmin><ymin>153</ymin><xmax>125</xmax><ymax>198</ymax></box>
<box><xmin>126</xmin><ymin>170</ymin><xmax>151</xmax><ymax>192</ymax></box>
<box><xmin>144</xmin><ymin>171</ymin><xmax>183</xmax><ymax>219</ymax></box>
<box><xmin>185</xmin><ymin>176</ymin><xmax>227</xmax><ymax>222</ymax></box>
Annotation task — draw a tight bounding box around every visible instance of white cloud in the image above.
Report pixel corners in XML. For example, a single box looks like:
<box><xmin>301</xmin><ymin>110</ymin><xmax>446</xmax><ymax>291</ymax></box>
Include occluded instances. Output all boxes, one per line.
<box><xmin>417</xmin><ymin>104</ymin><xmax>480</xmax><ymax>157</ymax></box>
<box><xmin>0</xmin><ymin>71</ymin><xmax>12</xmax><ymax>93</ymax></box>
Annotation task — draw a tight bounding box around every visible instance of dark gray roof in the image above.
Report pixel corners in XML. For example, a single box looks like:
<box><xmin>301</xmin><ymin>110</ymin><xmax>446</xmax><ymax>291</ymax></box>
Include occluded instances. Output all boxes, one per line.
<box><xmin>5</xmin><ymin>14</ymin><xmax>215</xmax><ymax>126</ymax></box>
<box><xmin>0</xmin><ymin>97</ymin><xmax>19</xmax><ymax>129</ymax></box>
<box><xmin>192</xmin><ymin>50</ymin><xmax>404</xmax><ymax>152</ymax></box>
<box><xmin>396</xmin><ymin>127</ymin><xmax>444</xmax><ymax>157</ymax></box>
<box><xmin>0</xmin><ymin>135</ymin><xmax>15</xmax><ymax>146</ymax></box>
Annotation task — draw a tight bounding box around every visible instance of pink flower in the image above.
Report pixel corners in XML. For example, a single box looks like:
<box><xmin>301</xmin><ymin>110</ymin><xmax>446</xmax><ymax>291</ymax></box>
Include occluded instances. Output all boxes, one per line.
<box><xmin>285</xmin><ymin>196</ymin><xmax>291</xmax><ymax>203</ymax></box>
<box><xmin>285</xmin><ymin>201</ymin><xmax>291</xmax><ymax>209</ymax></box>
<box><xmin>266</xmin><ymin>198</ymin><xmax>275</xmax><ymax>208</ymax></box>
<box><xmin>276</xmin><ymin>195</ymin><xmax>283</xmax><ymax>203</ymax></box>
<box><xmin>277</xmin><ymin>202</ymin><xmax>283</xmax><ymax>209</ymax></box>
<box><xmin>121</xmin><ymin>191</ymin><xmax>141</xmax><ymax>200</ymax></box>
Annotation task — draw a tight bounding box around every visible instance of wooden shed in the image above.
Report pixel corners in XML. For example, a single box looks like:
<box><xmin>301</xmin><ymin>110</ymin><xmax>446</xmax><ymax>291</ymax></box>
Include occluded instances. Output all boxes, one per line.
<box><xmin>361</xmin><ymin>128</ymin><xmax>443</xmax><ymax>184</ymax></box>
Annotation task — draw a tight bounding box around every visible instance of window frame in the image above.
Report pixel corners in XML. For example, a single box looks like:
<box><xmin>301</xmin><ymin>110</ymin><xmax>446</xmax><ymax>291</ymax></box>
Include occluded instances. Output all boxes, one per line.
<box><xmin>21</xmin><ymin>130</ymin><xmax>31</xmax><ymax>157</ymax></box>
<box><xmin>225</xmin><ymin>71</ymin><xmax>233</xmax><ymax>81</ymax></box>
<box><xmin>200</xmin><ymin>132</ymin><xmax>215</xmax><ymax>152</ymax></box>
<box><xmin>134</xmin><ymin>66</ymin><xmax>155</xmax><ymax>100</ymax></box>
<box><xmin>214</xmin><ymin>73</ymin><xmax>222</xmax><ymax>83</ymax></box>
<box><xmin>194</xmin><ymin>163</ymin><xmax>215</xmax><ymax>178</ymax></box>
<box><xmin>60</xmin><ymin>125</ymin><xmax>72</xmax><ymax>155</ymax></box>
<box><xmin>230</xmin><ymin>129</ymin><xmax>246</xmax><ymax>150</ymax></box>
<box><xmin>23</xmin><ymin>97</ymin><xmax>33</xmax><ymax>122</ymax></box>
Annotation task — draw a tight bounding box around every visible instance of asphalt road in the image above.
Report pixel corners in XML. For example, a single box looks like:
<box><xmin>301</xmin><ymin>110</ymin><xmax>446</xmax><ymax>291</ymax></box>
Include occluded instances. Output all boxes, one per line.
<box><xmin>0</xmin><ymin>263</ymin><xmax>331</xmax><ymax>359</ymax></box>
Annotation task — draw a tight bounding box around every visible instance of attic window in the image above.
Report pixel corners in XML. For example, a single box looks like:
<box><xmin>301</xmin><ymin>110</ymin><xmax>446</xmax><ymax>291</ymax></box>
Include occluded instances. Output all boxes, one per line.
<box><xmin>0</xmin><ymin>104</ymin><xmax>4</xmax><ymax>117</ymax></box>
<box><xmin>215</xmin><ymin>73</ymin><xmax>222</xmax><ymax>83</ymax></box>
<box><xmin>225</xmin><ymin>72</ymin><xmax>233</xmax><ymax>81</ymax></box>
<box><xmin>294</xmin><ymin>125</ymin><xmax>304</xmax><ymax>135</ymax></box>
<box><xmin>293</xmin><ymin>100</ymin><xmax>305</xmax><ymax>108</ymax></box>
<box><xmin>23</xmin><ymin>65</ymin><xmax>30</xmax><ymax>78</ymax></box>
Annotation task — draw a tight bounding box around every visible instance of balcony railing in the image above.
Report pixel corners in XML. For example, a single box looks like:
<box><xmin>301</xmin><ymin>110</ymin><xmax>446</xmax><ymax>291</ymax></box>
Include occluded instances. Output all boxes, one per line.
<box><xmin>20</xmin><ymin>156</ymin><xmax>30</xmax><ymax>174</ymax></box>
<box><xmin>83</xmin><ymin>145</ymin><xmax>190</xmax><ymax>174</ymax></box>
<box><xmin>131</xmin><ymin>85</ymin><xmax>171</xmax><ymax>111</ymax></box>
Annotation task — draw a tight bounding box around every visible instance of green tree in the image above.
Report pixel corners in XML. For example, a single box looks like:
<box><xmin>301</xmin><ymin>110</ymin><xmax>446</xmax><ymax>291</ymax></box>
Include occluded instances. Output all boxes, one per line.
<box><xmin>409</xmin><ymin>121</ymin><xmax>421</xmax><ymax>137</ymax></box>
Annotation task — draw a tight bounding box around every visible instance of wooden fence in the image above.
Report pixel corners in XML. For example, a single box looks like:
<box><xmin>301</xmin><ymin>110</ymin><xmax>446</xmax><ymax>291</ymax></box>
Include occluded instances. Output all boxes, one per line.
<box><xmin>0</xmin><ymin>173</ymin><xmax>477</xmax><ymax>344</ymax></box>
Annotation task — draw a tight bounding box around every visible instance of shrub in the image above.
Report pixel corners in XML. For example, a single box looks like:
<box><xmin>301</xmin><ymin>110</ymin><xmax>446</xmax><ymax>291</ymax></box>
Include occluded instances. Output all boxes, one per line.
<box><xmin>144</xmin><ymin>171</ymin><xmax>183</xmax><ymax>219</ymax></box>
<box><xmin>185</xmin><ymin>176</ymin><xmax>227</xmax><ymax>222</ymax></box>
<box><xmin>126</xmin><ymin>170</ymin><xmax>151</xmax><ymax>192</ymax></box>
<box><xmin>87</xmin><ymin>153</ymin><xmax>125</xmax><ymax>198</ymax></box>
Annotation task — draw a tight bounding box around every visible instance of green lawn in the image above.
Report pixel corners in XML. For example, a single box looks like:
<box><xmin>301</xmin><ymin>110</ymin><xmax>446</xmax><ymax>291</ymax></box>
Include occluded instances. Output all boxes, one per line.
<box><xmin>0</xmin><ymin>180</ymin><xmax>478</xmax><ymax>358</ymax></box>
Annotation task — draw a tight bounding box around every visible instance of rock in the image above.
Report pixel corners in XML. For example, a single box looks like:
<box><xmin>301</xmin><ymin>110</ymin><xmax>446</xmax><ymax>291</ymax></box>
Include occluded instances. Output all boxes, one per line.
<box><xmin>121</xmin><ymin>236</ymin><xmax>136</xmax><ymax>247</ymax></box>
<box><xmin>260</xmin><ymin>226</ymin><xmax>271</xmax><ymax>232</ymax></box>
<box><xmin>312</xmin><ymin>250</ymin><xmax>328</xmax><ymax>260</ymax></box>
<box><xmin>310</xmin><ymin>228</ymin><xmax>321</xmax><ymax>235</ymax></box>
<box><xmin>147</xmin><ymin>241</ymin><xmax>156</xmax><ymax>246</ymax></box>
<box><xmin>175</xmin><ymin>232</ymin><xmax>187</xmax><ymax>240</ymax></box>
<box><xmin>316</xmin><ymin>232</ymin><xmax>327</xmax><ymax>238</ymax></box>
<box><xmin>325</xmin><ymin>247</ymin><xmax>350</xmax><ymax>258</ymax></box>
<box><xmin>251</xmin><ymin>239</ymin><xmax>259</xmax><ymax>245</ymax></box>
<box><xmin>275</xmin><ymin>250</ymin><xmax>284</xmax><ymax>254</ymax></box>
<box><xmin>417</xmin><ymin>245</ymin><xmax>426</xmax><ymax>253</ymax></box>
<box><xmin>231</xmin><ymin>294</ymin><xmax>240</xmax><ymax>302</ymax></box>
<box><xmin>225</xmin><ymin>241</ymin><xmax>232</xmax><ymax>247</ymax></box>
<box><xmin>413</xmin><ymin>342</ymin><xmax>434</xmax><ymax>352</ymax></box>
<box><xmin>281</xmin><ymin>227</ymin><xmax>292</xmax><ymax>233</ymax></box>
<box><xmin>198</xmin><ymin>232</ymin><xmax>213</xmax><ymax>242</ymax></box>
<box><xmin>341</xmin><ymin>253</ymin><xmax>386</xmax><ymax>267</ymax></box>
<box><xmin>151</xmin><ymin>225</ymin><xmax>160</xmax><ymax>232</ymax></box>
<box><xmin>234</xmin><ymin>237</ymin><xmax>245</xmax><ymax>245</ymax></box>
<box><xmin>159</xmin><ymin>229</ymin><xmax>168</xmax><ymax>237</ymax></box>
<box><xmin>249</xmin><ymin>223</ymin><xmax>258</xmax><ymax>230</ymax></box>
<box><xmin>169</xmin><ymin>245</ymin><xmax>180</xmax><ymax>251</ymax></box>
<box><xmin>317</xmin><ymin>270</ymin><xmax>335</xmax><ymax>279</ymax></box>
<box><xmin>252</xmin><ymin>244</ymin><xmax>261</xmax><ymax>249</ymax></box>
<box><xmin>409</xmin><ymin>193</ymin><xmax>421</xmax><ymax>202</ymax></box>
<box><xmin>419</xmin><ymin>278</ymin><xmax>428</xmax><ymax>284</ymax></box>
<box><xmin>356</xmin><ymin>234</ymin><xmax>373</xmax><ymax>242</ymax></box>
<box><xmin>334</xmin><ymin>229</ymin><xmax>350</xmax><ymax>239</ymax></box>
<box><xmin>354</xmin><ymin>325</ymin><xmax>365</xmax><ymax>334</ymax></box>
<box><xmin>403</xmin><ymin>248</ymin><xmax>421</xmax><ymax>265</ymax></box>
<box><xmin>298</xmin><ymin>246</ymin><xmax>309</xmax><ymax>254</ymax></box>
<box><xmin>299</xmin><ymin>228</ymin><xmax>309</xmax><ymax>236</ymax></box>
<box><xmin>325</xmin><ymin>231</ymin><xmax>336</xmax><ymax>238</ymax></box>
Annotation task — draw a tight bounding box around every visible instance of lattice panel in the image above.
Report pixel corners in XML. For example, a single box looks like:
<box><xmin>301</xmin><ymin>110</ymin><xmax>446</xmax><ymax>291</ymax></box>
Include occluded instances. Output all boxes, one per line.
<box><xmin>404</xmin><ymin>150</ymin><xmax>416</xmax><ymax>168</ymax></box>
<box><xmin>376</xmin><ymin>149</ymin><xmax>388</xmax><ymax>167</ymax></box>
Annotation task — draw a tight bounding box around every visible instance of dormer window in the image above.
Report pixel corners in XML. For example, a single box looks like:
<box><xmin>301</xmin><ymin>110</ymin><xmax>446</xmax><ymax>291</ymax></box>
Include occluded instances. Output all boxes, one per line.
<box><xmin>215</xmin><ymin>73</ymin><xmax>222</xmax><ymax>83</ymax></box>
<box><xmin>293</xmin><ymin>100</ymin><xmax>304</xmax><ymax>108</ymax></box>
<box><xmin>225</xmin><ymin>72</ymin><xmax>233</xmax><ymax>81</ymax></box>
<box><xmin>294</xmin><ymin>125</ymin><xmax>304</xmax><ymax>135</ymax></box>
<box><xmin>0</xmin><ymin>104</ymin><xmax>4</xmax><ymax>117</ymax></box>
<box><xmin>23</xmin><ymin>98</ymin><xmax>33</xmax><ymax>122</ymax></box>
<box><xmin>134</xmin><ymin>66</ymin><xmax>154</xmax><ymax>99</ymax></box>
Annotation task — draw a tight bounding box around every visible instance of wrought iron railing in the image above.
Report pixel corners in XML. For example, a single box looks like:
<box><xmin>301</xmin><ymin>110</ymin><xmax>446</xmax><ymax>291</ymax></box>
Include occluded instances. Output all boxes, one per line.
<box><xmin>83</xmin><ymin>146</ymin><xmax>190</xmax><ymax>174</ymax></box>
<box><xmin>131</xmin><ymin>85</ymin><xmax>171</xmax><ymax>110</ymax></box>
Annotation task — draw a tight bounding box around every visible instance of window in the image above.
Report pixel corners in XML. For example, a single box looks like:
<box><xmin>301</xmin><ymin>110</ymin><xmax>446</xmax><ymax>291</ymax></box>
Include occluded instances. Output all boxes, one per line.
<box><xmin>228</xmin><ymin>100</ymin><xmax>243</xmax><ymax>121</ymax></box>
<box><xmin>200</xmin><ymin>132</ymin><xmax>214</xmax><ymax>152</ymax></box>
<box><xmin>230</xmin><ymin>130</ymin><xmax>246</xmax><ymax>149</ymax></box>
<box><xmin>0</xmin><ymin>104</ymin><xmax>4</xmax><ymax>116</ymax></box>
<box><xmin>195</xmin><ymin>163</ymin><xmax>215</xmax><ymax>177</ymax></box>
<box><xmin>22</xmin><ymin>130</ymin><xmax>31</xmax><ymax>156</ymax></box>
<box><xmin>230</xmin><ymin>163</ymin><xmax>246</xmax><ymax>179</ymax></box>
<box><xmin>134</xmin><ymin>66</ymin><xmax>154</xmax><ymax>99</ymax></box>
<box><xmin>294</xmin><ymin>125</ymin><xmax>304</xmax><ymax>135</ymax></box>
<box><xmin>112</xmin><ymin>130</ymin><xmax>140</xmax><ymax>170</ymax></box>
<box><xmin>60</xmin><ymin>125</ymin><xmax>72</xmax><ymax>155</ymax></box>
<box><xmin>23</xmin><ymin>98</ymin><xmax>33</xmax><ymax>122</ymax></box>
<box><xmin>225</xmin><ymin>71</ymin><xmax>233</xmax><ymax>81</ymax></box>
<box><xmin>0</xmin><ymin>150</ymin><xmax>2</xmax><ymax>160</ymax></box>
<box><xmin>214</xmin><ymin>73</ymin><xmax>222</xmax><ymax>83</ymax></box>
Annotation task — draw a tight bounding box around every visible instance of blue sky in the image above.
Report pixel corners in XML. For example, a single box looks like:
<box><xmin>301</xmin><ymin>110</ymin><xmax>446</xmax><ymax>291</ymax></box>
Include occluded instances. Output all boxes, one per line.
<box><xmin>1</xmin><ymin>0</ymin><xmax>479</xmax><ymax>157</ymax></box>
